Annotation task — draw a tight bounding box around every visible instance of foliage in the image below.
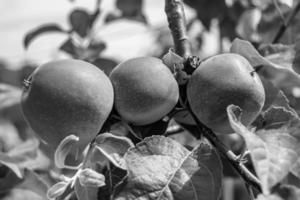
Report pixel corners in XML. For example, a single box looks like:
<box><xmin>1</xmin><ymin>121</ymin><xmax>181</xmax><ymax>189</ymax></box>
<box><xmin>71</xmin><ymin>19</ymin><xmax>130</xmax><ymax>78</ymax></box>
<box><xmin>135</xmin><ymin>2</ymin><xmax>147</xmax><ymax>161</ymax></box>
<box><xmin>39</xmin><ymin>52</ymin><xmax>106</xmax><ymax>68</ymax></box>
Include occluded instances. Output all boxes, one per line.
<box><xmin>1</xmin><ymin>0</ymin><xmax>300</xmax><ymax>200</ymax></box>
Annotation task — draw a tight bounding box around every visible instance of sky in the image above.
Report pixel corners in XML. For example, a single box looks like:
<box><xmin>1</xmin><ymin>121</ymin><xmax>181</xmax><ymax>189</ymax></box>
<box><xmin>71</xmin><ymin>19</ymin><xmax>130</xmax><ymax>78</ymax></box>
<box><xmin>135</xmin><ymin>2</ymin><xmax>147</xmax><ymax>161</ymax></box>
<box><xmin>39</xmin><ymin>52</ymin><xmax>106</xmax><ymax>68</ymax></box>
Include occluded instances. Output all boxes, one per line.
<box><xmin>0</xmin><ymin>0</ymin><xmax>196</xmax><ymax>69</ymax></box>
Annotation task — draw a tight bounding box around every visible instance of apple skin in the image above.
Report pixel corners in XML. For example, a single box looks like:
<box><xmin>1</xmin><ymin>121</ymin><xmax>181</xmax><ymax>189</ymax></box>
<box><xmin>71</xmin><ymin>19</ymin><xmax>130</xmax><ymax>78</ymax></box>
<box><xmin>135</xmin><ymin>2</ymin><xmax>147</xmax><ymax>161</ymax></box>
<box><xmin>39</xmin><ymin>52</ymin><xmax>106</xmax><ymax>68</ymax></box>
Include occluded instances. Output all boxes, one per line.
<box><xmin>109</xmin><ymin>57</ymin><xmax>179</xmax><ymax>125</ymax></box>
<box><xmin>187</xmin><ymin>53</ymin><xmax>265</xmax><ymax>134</ymax></box>
<box><xmin>21</xmin><ymin>59</ymin><xmax>114</xmax><ymax>156</ymax></box>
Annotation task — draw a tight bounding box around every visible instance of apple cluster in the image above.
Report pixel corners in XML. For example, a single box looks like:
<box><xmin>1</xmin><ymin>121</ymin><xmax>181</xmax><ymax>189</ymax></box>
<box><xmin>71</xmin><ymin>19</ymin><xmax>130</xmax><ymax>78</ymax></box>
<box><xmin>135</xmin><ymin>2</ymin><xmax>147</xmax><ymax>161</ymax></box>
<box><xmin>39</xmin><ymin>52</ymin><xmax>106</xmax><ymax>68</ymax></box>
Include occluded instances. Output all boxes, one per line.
<box><xmin>21</xmin><ymin>53</ymin><xmax>265</xmax><ymax>158</ymax></box>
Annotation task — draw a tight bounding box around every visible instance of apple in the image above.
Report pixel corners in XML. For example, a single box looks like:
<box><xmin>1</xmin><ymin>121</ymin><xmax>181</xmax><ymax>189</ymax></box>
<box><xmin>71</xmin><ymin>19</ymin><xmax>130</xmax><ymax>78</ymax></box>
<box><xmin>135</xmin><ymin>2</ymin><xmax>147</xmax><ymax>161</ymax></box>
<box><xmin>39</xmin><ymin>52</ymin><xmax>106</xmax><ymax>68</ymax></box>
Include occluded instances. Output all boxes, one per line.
<box><xmin>21</xmin><ymin>59</ymin><xmax>114</xmax><ymax>157</ymax></box>
<box><xmin>109</xmin><ymin>57</ymin><xmax>179</xmax><ymax>125</ymax></box>
<box><xmin>187</xmin><ymin>53</ymin><xmax>265</xmax><ymax>134</ymax></box>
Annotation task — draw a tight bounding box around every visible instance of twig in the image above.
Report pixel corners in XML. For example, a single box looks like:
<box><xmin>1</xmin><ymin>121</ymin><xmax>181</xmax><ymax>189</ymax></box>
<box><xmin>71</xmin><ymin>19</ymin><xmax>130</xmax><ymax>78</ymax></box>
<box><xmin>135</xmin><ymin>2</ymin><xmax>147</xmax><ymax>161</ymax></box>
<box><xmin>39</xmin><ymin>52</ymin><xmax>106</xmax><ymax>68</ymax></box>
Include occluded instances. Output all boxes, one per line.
<box><xmin>164</xmin><ymin>0</ymin><xmax>262</xmax><ymax>193</ymax></box>
<box><xmin>165</xmin><ymin>0</ymin><xmax>191</xmax><ymax>58</ymax></box>
<box><xmin>245</xmin><ymin>182</ymin><xmax>255</xmax><ymax>200</ymax></box>
<box><xmin>272</xmin><ymin>1</ymin><xmax>300</xmax><ymax>43</ymax></box>
<box><xmin>273</xmin><ymin>0</ymin><xmax>286</xmax><ymax>25</ymax></box>
<box><xmin>187</xmin><ymin>106</ymin><xmax>262</xmax><ymax>192</ymax></box>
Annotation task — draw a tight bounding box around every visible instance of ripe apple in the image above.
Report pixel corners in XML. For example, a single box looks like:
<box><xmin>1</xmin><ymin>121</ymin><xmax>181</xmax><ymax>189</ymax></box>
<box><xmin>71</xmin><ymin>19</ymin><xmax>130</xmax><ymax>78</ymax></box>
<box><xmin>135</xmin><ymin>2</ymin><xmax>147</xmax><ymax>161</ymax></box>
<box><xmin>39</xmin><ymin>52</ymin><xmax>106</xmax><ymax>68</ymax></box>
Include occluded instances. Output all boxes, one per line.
<box><xmin>21</xmin><ymin>59</ymin><xmax>114</xmax><ymax>157</ymax></box>
<box><xmin>109</xmin><ymin>57</ymin><xmax>179</xmax><ymax>125</ymax></box>
<box><xmin>187</xmin><ymin>53</ymin><xmax>265</xmax><ymax>134</ymax></box>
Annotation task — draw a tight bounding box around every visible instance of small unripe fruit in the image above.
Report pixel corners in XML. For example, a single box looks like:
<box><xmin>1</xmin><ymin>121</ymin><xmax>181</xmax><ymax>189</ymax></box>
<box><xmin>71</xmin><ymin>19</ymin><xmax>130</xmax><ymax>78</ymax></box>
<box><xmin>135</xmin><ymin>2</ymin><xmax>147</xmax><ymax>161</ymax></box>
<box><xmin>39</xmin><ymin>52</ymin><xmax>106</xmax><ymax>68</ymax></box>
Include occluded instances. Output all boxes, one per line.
<box><xmin>187</xmin><ymin>53</ymin><xmax>265</xmax><ymax>134</ymax></box>
<box><xmin>21</xmin><ymin>59</ymin><xmax>114</xmax><ymax>156</ymax></box>
<box><xmin>110</xmin><ymin>57</ymin><xmax>179</xmax><ymax>125</ymax></box>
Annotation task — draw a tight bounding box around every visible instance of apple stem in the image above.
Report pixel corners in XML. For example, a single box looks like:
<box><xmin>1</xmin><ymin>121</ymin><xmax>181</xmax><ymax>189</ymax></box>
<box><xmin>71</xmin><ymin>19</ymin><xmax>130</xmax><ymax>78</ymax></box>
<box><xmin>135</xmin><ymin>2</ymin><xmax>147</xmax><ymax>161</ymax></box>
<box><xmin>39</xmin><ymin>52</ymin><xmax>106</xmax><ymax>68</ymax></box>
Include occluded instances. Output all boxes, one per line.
<box><xmin>165</xmin><ymin>0</ymin><xmax>262</xmax><ymax>193</ymax></box>
<box><xmin>165</xmin><ymin>0</ymin><xmax>191</xmax><ymax>58</ymax></box>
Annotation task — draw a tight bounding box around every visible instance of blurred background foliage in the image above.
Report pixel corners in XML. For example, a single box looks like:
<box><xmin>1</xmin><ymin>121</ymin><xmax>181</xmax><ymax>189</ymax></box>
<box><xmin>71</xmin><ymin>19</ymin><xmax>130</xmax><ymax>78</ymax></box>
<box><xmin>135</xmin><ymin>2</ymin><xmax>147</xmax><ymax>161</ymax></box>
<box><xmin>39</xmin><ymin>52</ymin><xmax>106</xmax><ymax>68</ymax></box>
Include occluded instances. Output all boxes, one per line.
<box><xmin>1</xmin><ymin>0</ymin><xmax>300</xmax><ymax>199</ymax></box>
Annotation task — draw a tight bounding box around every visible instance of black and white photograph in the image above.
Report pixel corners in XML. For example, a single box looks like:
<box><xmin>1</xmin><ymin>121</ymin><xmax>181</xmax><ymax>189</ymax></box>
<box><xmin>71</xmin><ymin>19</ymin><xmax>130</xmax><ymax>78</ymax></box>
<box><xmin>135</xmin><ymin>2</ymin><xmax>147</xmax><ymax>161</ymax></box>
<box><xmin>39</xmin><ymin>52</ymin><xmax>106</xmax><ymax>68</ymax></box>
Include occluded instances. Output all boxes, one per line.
<box><xmin>0</xmin><ymin>0</ymin><xmax>300</xmax><ymax>199</ymax></box>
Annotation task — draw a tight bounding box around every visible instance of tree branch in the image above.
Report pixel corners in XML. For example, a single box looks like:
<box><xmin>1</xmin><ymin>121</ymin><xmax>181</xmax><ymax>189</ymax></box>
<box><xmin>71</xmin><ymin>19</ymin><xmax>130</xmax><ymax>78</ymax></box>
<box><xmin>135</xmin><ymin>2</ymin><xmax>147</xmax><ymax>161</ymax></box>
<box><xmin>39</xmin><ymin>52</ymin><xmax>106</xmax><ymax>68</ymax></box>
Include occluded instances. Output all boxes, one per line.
<box><xmin>187</xmin><ymin>106</ymin><xmax>262</xmax><ymax>192</ymax></box>
<box><xmin>165</xmin><ymin>0</ymin><xmax>191</xmax><ymax>58</ymax></box>
<box><xmin>164</xmin><ymin>0</ymin><xmax>262</xmax><ymax>193</ymax></box>
<box><xmin>272</xmin><ymin>1</ymin><xmax>300</xmax><ymax>43</ymax></box>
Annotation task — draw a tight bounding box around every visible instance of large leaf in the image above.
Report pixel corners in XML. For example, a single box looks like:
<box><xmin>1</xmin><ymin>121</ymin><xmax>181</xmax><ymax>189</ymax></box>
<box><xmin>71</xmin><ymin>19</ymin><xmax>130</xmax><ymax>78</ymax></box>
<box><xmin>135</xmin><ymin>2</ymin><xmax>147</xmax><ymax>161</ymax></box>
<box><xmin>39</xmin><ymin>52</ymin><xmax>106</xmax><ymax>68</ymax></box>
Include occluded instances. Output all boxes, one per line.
<box><xmin>230</xmin><ymin>39</ymin><xmax>300</xmax><ymax>85</ymax></box>
<box><xmin>24</xmin><ymin>24</ymin><xmax>66</xmax><ymax>49</ymax></box>
<box><xmin>114</xmin><ymin>136</ymin><xmax>223</xmax><ymax>200</ymax></box>
<box><xmin>227</xmin><ymin>105</ymin><xmax>300</xmax><ymax>194</ymax></box>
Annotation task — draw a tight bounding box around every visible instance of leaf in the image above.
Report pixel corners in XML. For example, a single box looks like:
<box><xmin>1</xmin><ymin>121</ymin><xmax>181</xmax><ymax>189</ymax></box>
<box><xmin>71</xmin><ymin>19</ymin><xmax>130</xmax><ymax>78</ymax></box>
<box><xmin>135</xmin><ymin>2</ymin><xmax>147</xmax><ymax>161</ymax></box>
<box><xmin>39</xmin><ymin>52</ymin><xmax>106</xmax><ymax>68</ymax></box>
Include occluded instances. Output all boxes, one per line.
<box><xmin>259</xmin><ymin>76</ymin><xmax>281</xmax><ymax>111</ymax></box>
<box><xmin>0</xmin><ymin>165</ymin><xmax>23</xmax><ymax>193</ymax></box>
<box><xmin>278</xmin><ymin>0</ymin><xmax>293</xmax><ymax>7</ymax></box>
<box><xmin>54</xmin><ymin>135</ymin><xmax>80</xmax><ymax>169</ymax></box>
<box><xmin>59</xmin><ymin>38</ymin><xmax>77</xmax><ymax>57</ymax></box>
<box><xmin>230</xmin><ymin>38</ymin><xmax>300</xmax><ymax>96</ymax></box>
<box><xmin>75</xmin><ymin>168</ymin><xmax>106</xmax><ymax>200</ymax></box>
<box><xmin>24</xmin><ymin>23</ymin><xmax>66</xmax><ymax>49</ymax></box>
<box><xmin>274</xmin><ymin>184</ymin><xmax>300</xmax><ymax>200</ymax></box>
<box><xmin>94</xmin><ymin>133</ymin><xmax>134</xmax><ymax>169</ymax></box>
<box><xmin>74</xmin><ymin>177</ymin><xmax>98</xmax><ymax>200</ymax></box>
<box><xmin>78</xmin><ymin>168</ymin><xmax>105</xmax><ymax>188</ymax></box>
<box><xmin>114</xmin><ymin>136</ymin><xmax>223</xmax><ymax>200</ymax></box>
<box><xmin>47</xmin><ymin>181</ymin><xmax>69</xmax><ymax>200</ymax></box>
<box><xmin>56</xmin><ymin>183</ymin><xmax>74</xmax><ymax>200</ymax></box>
<box><xmin>0</xmin><ymin>137</ymin><xmax>40</xmax><ymax>178</ymax></box>
<box><xmin>162</xmin><ymin>49</ymin><xmax>185</xmax><ymax>73</ymax></box>
<box><xmin>69</xmin><ymin>9</ymin><xmax>91</xmax><ymax>38</ymax></box>
<box><xmin>236</xmin><ymin>8</ymin><xmax>262</xmax><ymax>42</ymax></box>
<box><xmin>2</xmin><ymin>188</ymin><xmax>44</xmax><ymax>200</ymax></box>
<box><xmin>17</xmin><ymin>169</ymin><xmax>49</xmax><ymax>199</ymax></box>
<box><xmin>104</xmin><ymin>12</ymin><xmax>121</xmax><ymax>23</ymax></box>
<box><xmin>162</xmin><ymin>49</ymin><xmax>189</xmax><ymax>84</ymax></box>
<box><xmin>256</xmin><ymin>194</ymin><xmax>283</xmax><ymax>200</ymax></box>
<box><xmin>0</xmin><ymin>84</ymin><xmax>22</xmax><ymax>111</ymax></box>
<box><xmin>262</xmin><ymin>44</ymin><xmax>296</xmax><ymax>71</ymax></box>
<box><xmin>292</xmin><ymin>40</ymin><xmax>300</xmax><ymax>74</ymax></box>
<box><xmin>0</xmin><ymin>119</ymin><xmax>22</xmax><ymax>152</ymax></box>
<box><xmin>92</xmin><ymin>57</ymin><xmax>118</xmax><ymax>76</ymax></box>
<box><xmin>230</xmin><ymin>38</ymin><xmax>294</xmax><ymax>71</ymax></box>
<box><xmin>183</xmin><ymin>0</ymin><xmax>227</xmax><ymax>29</ymax></box>
<box><xmin>254</xmin><ymin>90</ymin><xmax>298</xmax><ymax>129</ymax></box>
<box><xmin>227</xmin><ymin>105</ymin><xmax>300</xmax><ymax>194</ymax></box>
<box><xmin>286</xmin><ymin>172</ymin><xmax>300</xmax><ymax>188</ymax></box>
<box><xmin>116</xmin><ymin>0</ymin><xmax>147</xmax><ymax>24</ymax></box>
<box><xmin>291</xmin><ymin>156</ymin><xmax>300</xmax><ymax>178</ymax></box>
<box><xmin>81</xmin><ymin>41</ymin><xmax>107</xmax><ymax>60</ymax></box>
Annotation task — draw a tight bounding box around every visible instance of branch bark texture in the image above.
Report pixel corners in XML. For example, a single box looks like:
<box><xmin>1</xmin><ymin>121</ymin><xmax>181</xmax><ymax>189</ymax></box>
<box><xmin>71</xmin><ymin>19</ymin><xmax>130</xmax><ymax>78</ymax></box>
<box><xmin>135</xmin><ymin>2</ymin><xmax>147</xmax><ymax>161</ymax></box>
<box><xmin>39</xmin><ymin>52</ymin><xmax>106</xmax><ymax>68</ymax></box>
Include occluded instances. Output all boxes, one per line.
<box><xmin>164</xmin><ymin>0</ymin><xmax>262</xmax><ymax>193</ymax></box>
<box><xmin>165</xmin><ymin>0</ymin><xmax>191</xmax><ymax>58</ymax></box>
